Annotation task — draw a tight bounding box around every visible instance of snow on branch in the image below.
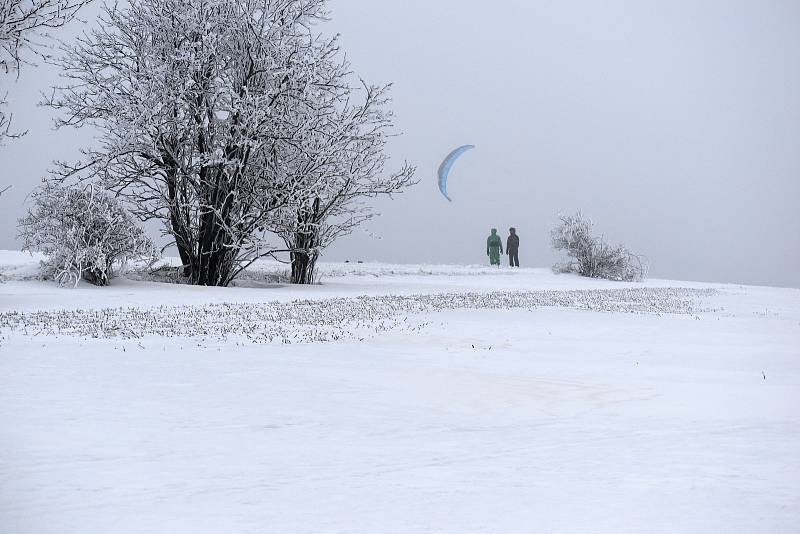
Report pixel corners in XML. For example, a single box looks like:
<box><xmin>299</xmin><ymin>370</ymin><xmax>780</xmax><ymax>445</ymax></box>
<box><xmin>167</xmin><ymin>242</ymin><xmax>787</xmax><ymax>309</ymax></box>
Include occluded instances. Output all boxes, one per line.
<box><xmin>0</xmin><ymin>0</ymin><xmax>91</xmax><ymax>143</ymax></box>
<box><xmin>0</xmin><ymin>0</ymin><xmax>91</xmax><ymax>71</ymax></box>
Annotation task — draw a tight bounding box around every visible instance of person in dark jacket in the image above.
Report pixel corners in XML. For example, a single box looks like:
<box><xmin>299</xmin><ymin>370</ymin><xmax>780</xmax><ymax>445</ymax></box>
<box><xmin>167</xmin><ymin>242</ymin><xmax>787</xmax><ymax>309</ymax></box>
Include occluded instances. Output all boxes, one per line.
<box><xmin>487</xmin><ymin>228</ymin><xmax>503</xmax><ymax>266</ymax></box>
<box><xmin>507</xmin><ymin>227</ymin><xmax>520</xmax><ymax>267</ymax></box>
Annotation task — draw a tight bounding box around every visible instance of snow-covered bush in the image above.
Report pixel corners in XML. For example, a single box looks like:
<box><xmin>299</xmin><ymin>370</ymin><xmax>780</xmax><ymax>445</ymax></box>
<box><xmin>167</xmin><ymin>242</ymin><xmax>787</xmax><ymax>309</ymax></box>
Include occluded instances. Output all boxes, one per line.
<box><xmin>18</xmin><ymin>183</ymin><xmax>156</xmax><ymax>286</ymax></box>
<box><xmin>551</xmin><ymin>212</ymin><xmax>648</xmax><ymax>282</ymax></box>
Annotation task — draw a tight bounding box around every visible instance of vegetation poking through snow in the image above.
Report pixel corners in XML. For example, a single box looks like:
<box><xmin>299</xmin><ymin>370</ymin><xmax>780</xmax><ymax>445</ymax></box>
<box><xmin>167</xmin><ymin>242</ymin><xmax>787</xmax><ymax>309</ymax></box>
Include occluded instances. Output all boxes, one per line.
<box><xmin>0</xmin><ymin>287</ymin><xmax>716</xmax><ymax>344</ymax></box>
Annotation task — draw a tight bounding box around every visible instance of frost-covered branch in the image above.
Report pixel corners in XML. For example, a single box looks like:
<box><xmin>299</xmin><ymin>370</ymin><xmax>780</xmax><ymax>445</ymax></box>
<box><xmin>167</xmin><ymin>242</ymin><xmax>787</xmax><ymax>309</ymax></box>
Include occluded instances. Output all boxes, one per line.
<box><xmin>0</xmin><ymin>0</ymin><xmax>92</xmax><ymax>143</ymax></box>
<box><xmin>1</xmin><ymin>0</ymin><xmax>91</xmax><ymax>71</ymax></box>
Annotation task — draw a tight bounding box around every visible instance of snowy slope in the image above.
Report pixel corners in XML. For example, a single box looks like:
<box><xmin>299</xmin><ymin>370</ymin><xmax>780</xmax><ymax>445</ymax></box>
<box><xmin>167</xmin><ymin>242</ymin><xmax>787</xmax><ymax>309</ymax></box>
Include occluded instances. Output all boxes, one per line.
<box><xmin>1</xmin><ymin>250</ymin><xmax>798</xmax><ymax>533</ymax></box>
<box><xmin>0</xmin><ymin>249</ymin><xmax>765</xmax><ymax>312</ymax></box>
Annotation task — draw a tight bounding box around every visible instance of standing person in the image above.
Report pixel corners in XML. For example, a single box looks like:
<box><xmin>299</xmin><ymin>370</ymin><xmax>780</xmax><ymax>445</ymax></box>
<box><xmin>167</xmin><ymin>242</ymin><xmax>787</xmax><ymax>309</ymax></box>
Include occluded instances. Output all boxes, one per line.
<box><xmin>486</xmin><ymin>228</ymin><xmax>503</xmax><ymax>266</ymax></box>
<box><xmin>507</xmin><ymin>227</ymin><xmax>520</xmax><ymax>267</ymax></box>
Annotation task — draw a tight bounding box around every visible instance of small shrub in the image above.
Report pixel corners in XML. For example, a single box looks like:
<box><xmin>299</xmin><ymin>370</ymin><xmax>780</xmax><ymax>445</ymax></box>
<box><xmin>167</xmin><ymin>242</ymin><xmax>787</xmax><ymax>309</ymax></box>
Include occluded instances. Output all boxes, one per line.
<box><xmin>551</xmin><ymin>211</ymin><xmax>648</xmax><ymax>282</ymax></box>
<box><xmin>18</xmin><ymin>182</ymin><xmax>156</xmax><ymax>286</ymax></box>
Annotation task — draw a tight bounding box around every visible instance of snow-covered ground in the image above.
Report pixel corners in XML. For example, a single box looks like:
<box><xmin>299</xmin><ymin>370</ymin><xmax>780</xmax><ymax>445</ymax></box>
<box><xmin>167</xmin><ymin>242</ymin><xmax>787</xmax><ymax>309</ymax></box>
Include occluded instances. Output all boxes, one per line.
<box><xmin>1</xmin><ymin>250</ymin><xmax>798</xmax><ymax>533</ymax></box>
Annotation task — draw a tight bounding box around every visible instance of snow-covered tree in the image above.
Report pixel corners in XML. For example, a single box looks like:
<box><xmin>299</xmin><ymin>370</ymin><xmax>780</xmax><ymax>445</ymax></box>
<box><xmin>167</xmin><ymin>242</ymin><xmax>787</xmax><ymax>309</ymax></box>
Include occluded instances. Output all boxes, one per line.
<box><xmin>46</xmin><ymin>0</ymin><xmax>363</xmax><ymax>286</ymax></box>
<box><xmin>18</xmin><ymin>182</ymin><xmax>156</xmax><ymax>286</ymax></box>
<box><xmin>551</xmin><ymin>211</ymin><xmax>648</xmax><ymax>282</ymax></box>
<box><xmin>270</xmin><ymin>78</ymin><xmax>415</xmax><ymax>284</ymax></box>
<box><xmin>0</xmin><ymin>0</ymin><xmax>92</xmax><ymax>143</ymax></box>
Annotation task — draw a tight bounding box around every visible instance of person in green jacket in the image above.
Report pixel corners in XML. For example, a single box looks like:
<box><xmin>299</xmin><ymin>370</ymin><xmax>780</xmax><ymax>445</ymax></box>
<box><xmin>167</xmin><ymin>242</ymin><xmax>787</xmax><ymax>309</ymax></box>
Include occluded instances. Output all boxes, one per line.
<box><xmin>486</xmin><ymin>228</ymin><xmax>503</xmax><ymax>266</ymax></box>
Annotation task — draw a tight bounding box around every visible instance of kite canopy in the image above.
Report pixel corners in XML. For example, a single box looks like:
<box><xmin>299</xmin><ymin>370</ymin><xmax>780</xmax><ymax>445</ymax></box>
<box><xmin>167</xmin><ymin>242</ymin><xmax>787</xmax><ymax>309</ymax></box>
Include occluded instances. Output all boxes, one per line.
<box><xmin>437</xmin><ymin>144</ymin><xmax>475</xmax><ymax>202</ymax></box>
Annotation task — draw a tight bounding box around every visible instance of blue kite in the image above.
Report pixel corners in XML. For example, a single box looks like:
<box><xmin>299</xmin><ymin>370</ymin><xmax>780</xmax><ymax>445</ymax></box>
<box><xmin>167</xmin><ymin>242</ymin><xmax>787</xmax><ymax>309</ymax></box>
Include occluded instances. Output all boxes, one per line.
<box><xmin>437</xmin><ymin>144</ymin><xmax>475</xmax><ymax>202</ymax></box>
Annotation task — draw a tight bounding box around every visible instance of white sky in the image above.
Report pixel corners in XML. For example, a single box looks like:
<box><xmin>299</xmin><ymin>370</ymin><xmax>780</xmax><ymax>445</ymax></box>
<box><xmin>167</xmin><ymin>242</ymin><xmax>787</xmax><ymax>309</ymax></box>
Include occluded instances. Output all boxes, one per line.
<box><xmin>1</xmin><ymin>0</ymin><xmax>799</xmax><ymax>286</ymax></box>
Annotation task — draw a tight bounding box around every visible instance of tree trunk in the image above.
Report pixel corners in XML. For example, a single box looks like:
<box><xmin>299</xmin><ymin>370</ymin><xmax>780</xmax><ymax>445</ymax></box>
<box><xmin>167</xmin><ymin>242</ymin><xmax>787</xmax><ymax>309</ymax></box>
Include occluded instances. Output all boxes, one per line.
<box><xmin>192</xmin><ymin>209</ymin><xmax>237</xmax><ymax>286</ymax></box>
<box><xmin>289</xmin><ymin>199</ymin><xmax>321</xmax><ymax>285</ymax></box>
<box><xmin>171</xmin><ymin>218</ymin><xmax>194</xmax><ymax>278</ymax></box>
<box><xmin>188</xmin><ymin>164</ymin><xmax>238</xmax><ymax>286</ymax></box>
<box><xmin>165</xmin><ymin>161</ymin><xmax>194</xmax><ymax>278</ymax></box>
<box><xmin>290</xmin><ymin>249</ymin><xmax>318</xmax><ymax>284</ymax></box>
<box><xmin>83</xmin><ymin>268</ymin><xmax>110</xmax><ymax>286</ymax></box>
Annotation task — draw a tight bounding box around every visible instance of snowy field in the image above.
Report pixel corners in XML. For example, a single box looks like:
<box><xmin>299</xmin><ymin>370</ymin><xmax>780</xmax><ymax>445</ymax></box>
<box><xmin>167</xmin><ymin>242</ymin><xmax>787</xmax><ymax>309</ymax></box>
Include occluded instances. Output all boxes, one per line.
<box><xmin>1</xmin><ymin>250</ymin><xmax>799</xmax><ymax>533</ymax></box>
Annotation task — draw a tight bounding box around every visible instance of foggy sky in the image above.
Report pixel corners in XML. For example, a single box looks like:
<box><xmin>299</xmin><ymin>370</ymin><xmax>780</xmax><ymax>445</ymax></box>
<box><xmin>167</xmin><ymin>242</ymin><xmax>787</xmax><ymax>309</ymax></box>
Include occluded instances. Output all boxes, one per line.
<box><xmin>1</xmin><ymin>0</ymin><xmax>798</xmax><ymax>287</ymax></box>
